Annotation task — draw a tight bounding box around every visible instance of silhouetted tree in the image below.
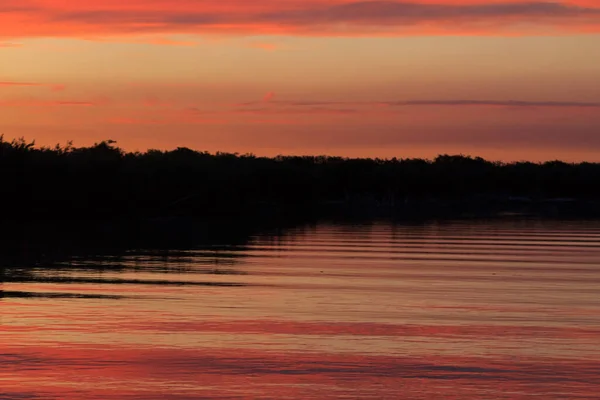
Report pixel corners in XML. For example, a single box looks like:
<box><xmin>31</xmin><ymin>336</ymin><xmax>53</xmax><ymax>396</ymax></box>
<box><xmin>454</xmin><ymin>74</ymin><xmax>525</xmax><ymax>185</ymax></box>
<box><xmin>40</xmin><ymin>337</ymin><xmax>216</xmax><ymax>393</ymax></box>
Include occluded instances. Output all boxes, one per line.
<box><xmin>1</xmin><ymin>136</ymin><xmax>599</xmax><ymax>220</ymax></box>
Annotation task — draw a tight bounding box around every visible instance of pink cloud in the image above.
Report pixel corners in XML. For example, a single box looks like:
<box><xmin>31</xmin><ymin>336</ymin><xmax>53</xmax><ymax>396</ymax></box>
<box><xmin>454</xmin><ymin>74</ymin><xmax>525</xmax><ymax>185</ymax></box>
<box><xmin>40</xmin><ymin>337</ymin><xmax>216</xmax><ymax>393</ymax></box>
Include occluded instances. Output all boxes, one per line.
<box><xmin>107</xmin><ymin>115</ymin><xmax>225</xmax><ymax>125</ymax></box>
<box><xmin>239</xmin><ymin>99</ymin><xmax>600</xmax><ymax>109</ymax></box>
<box><xmin>263</xmin><ymin>92</ymin><xmax>276</xmax><ymax>102</ymax></box>
<box><xmin>51</xmin><ymin>84</ymin><xmax>67</xmax><ymax>92</ymax></box>
<box><xmin>0</xmin><ymin>81</ymin><xmax>44</xmax><ymax>87</ymax></box>
<box><xmin>0</xmin><ymin>99</ymin><xmax>96</xmax><ymax>107</ymax></box>
<box><xmin>0</xmin><ymin>1</ymin><xmax>599</xmax><ymax>39</ymax></box>
<box><xmin>234</xmin><ymin>107</ymin><xmax>358</xmax><ymax>116</ymax></box>
<box><xmin>143</xmin><ymin>96</ymin><xmax>172</xmax><ymax>107</ymax></box>
<box><xmin>106</xmin><ymin>117</ymin><xmax>166</xmax><ymax>125</ymax></box>
<box><xmin>0</xmin><ymin>81</ymin><xmax>68</xmax><ymax>92</ymax></box>
<box><xmin>54</xmin><ymin>101</ymin><xmax>94</xmax><ymax>106</ymax></box>
<box><xmin>139</xmin><ymin>37</ymin><xmax>199</xmax><ymax>46</ymax></box>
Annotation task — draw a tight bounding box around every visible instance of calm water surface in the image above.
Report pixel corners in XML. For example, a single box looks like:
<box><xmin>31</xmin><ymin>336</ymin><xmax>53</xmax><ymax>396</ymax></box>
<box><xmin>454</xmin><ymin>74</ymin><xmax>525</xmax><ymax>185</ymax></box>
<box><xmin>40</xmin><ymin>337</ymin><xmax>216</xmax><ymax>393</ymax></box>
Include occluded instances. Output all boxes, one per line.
<box><xmin>2</xmin><ymin>219</ymin><xmax>600</xmax><ymax>399</ymax></box>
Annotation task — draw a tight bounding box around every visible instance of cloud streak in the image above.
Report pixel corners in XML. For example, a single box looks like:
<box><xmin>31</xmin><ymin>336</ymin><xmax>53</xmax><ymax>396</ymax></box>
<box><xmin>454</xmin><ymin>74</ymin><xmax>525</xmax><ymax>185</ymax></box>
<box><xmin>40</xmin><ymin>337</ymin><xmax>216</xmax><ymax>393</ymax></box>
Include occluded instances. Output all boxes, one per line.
<box><xmin>0</xmin><ymin>81</ymin><xmax>66</xmax><ymax>92</ymax></box>
<box><xmin>0</xmin><ymin>81</ymin><xmax>44</xmax><ymax>87</ymax></box>
<box><xmin>263</xmin><ymin>92</ymin><xmax>276</xmax><ymax>102</ymax></box>
<box><xmin>385</xmin><ymin>99</ymin><xmax>600</xmax><ymax>108</ymax></box>
<box><xmin>1</xmin><ymin>1</ymin><xmax>599</xmax><ymax>38</ymax></box>
<box><xmin>238</xmin><ymin>99</ymin><xmax>600</xmax><ymax>109</ymax></box>
<box><xmin>0</xmin><ymin>99</ymin><xmax>95</xmax><ymax>107</ymax></box>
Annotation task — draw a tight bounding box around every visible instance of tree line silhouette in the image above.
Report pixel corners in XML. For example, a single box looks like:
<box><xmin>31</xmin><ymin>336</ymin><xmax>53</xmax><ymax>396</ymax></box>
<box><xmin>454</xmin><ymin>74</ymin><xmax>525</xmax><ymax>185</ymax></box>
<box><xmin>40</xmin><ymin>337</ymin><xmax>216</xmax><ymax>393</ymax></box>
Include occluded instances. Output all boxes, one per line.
<box><xmin>2</xmin><ymin>136</ymin><xmax>600</xmax><ymax>220</ymax></box>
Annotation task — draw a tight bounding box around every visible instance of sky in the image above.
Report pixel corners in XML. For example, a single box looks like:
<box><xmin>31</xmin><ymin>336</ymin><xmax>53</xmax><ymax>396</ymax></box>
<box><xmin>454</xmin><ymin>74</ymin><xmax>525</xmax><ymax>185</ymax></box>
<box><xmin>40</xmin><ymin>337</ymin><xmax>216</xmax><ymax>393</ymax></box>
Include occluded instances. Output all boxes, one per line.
<box><xmin>1</xmin><ymin>0</ymin><xmax>600</xmax><ymax>161</ymax></box>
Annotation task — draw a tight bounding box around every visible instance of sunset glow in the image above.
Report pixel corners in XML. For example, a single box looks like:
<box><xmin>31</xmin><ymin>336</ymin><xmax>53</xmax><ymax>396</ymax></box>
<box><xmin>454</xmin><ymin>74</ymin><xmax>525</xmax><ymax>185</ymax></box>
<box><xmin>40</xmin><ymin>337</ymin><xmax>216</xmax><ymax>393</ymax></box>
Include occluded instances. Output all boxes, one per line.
<box><xmin>2</xmin><ymin>0</ymin><xmax>600</xmax><ymax>160</ymax></box>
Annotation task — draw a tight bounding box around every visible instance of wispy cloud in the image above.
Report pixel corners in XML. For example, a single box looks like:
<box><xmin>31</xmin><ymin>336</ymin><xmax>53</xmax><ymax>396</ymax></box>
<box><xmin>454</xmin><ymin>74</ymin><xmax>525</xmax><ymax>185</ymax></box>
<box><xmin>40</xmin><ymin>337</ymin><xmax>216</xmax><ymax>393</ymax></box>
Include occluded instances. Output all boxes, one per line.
<box><xmin>0</xmin><ymin>81</ymin><xmax>45</xmax><ymax>87</ymax></box>
<box><xmin>143</xmin><ymin>96</ymin><xmax>172</xmax><ymax>107</ymax></box>
<box><xmin>1</xmin><ymin>1</ymin><xmax>599</xmax><ymax>38</ymax></box>
<box><xmin>51</xmin><ymin>84</ymin><xmax>67</xmax><ymax>92</ymax></box>
<box><xmin>0</xmin><ymin>81</ymin><xmax>67</xmax><ymax>92</ymax></box>
<box><xmin>234</xmin><ymin>107</ymin><xmax>358</xmax><ymax>116</ymax></box>
<box><xmin>238</xmin><ymin>99</ymin><xmax>600</xmax><ymax>109</ymax></box>
<box><xmin>178</xmin><ymin>98</ymin><xmax>600</xmax><ymax>120</ymax></box>
<box><xmin>263</xmin><ymin>92</ymin><xmax>276</xmax><ymax>102</ymax></box>
<box><xmin>53</xmin><ymin>100</ymin><xmax>94</xmax><ymax>106</ymax></box>
<box><xmin>0</xmin><ymin>99</ymin><xmax>96</xmax><ymax>107</ymax></box>
<box><xmin>384</xmin><ymin>99</ymin><xmax>600</xmax><ymax>108</ymax></box>
<box><xmin>138</xmin><ymin>37</ymin><xmax>199</xmax><ymax>47</ymax></box>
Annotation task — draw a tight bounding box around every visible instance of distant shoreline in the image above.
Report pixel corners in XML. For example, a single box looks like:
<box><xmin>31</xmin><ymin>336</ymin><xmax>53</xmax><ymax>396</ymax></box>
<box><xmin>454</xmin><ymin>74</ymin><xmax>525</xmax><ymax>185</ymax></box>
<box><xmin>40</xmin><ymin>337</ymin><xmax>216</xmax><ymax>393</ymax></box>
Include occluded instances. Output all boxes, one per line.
<box><xmin>2</xmin><ymin>136</ymin><xmax>600</xmax><ymax>221</ymax></box>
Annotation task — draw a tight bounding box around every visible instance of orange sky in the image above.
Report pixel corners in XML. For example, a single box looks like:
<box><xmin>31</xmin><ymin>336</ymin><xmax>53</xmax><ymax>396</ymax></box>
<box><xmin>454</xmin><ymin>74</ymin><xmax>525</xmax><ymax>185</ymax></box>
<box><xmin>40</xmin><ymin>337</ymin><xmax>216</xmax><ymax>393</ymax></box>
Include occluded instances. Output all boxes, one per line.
<box><xmin>1</xmin><ymin>0</ymin><xmax>600</xmax><ymax>161</ymax></box>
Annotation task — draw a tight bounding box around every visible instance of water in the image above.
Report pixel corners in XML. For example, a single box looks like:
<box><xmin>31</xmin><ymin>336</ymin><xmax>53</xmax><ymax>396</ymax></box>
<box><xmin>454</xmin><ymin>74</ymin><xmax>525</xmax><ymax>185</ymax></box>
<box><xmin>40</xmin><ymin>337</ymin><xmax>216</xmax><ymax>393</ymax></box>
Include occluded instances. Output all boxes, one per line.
<box><xmin>2</xmin><ymin>219</ymin><xmax>600</xmax><ymax>399</ymax></box>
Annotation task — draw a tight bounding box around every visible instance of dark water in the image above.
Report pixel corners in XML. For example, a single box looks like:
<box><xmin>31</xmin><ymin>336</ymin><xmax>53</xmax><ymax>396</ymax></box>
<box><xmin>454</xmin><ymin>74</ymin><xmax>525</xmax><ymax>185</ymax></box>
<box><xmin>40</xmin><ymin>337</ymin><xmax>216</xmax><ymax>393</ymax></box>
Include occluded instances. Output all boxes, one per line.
<box><xmin>2</xmin><ymin>219</ymin><xmax>600</xmax><ymax>399</ymax></box>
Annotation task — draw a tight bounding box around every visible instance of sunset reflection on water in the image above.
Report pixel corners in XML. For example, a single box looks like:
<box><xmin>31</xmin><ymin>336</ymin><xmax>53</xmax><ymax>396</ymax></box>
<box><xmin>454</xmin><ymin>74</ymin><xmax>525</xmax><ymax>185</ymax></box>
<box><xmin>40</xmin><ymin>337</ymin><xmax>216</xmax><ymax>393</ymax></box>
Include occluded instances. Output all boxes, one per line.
<box><xmin>2</xmin><ymin>219</ymin><xmax>600</xmax><ymax>399</ymax></box>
